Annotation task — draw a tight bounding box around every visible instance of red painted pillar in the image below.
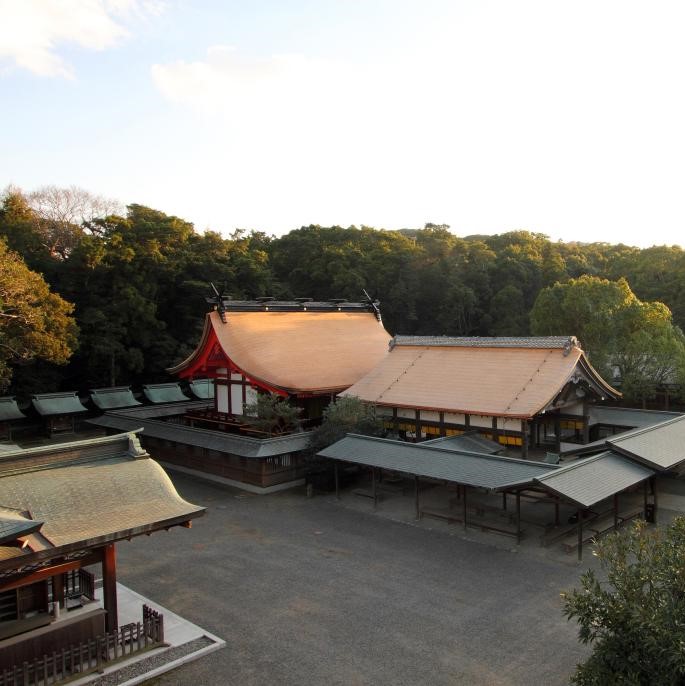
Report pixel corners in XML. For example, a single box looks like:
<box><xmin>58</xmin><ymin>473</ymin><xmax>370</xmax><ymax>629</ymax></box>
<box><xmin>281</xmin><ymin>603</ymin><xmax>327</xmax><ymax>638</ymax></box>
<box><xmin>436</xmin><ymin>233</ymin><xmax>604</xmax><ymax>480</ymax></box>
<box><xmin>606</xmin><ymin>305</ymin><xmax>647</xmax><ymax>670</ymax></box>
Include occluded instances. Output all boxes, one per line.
<box><xmin>102</xmin><ymin>544</ymin><xmax>118</xmax><ymax>632</ymax></box>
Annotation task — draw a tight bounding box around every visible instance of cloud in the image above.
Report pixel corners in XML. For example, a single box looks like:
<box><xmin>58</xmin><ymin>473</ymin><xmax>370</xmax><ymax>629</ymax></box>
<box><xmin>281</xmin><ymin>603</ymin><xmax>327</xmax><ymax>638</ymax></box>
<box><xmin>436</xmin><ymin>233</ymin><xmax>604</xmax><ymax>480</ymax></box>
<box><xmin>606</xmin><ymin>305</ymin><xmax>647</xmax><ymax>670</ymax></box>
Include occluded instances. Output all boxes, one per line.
<box><xmin>0</xmin><ymin>0</ymin><xmax>162</xmax><ymax>78</ymax></box>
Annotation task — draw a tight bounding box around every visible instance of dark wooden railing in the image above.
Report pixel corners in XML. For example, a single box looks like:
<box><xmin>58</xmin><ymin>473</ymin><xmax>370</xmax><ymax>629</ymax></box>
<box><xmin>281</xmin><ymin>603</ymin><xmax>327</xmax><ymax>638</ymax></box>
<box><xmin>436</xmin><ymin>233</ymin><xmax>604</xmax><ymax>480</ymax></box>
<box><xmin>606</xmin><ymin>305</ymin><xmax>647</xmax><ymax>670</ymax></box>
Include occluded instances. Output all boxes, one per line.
<box><xmin>63</xmin><ymin>569</ymin><xmax>95</xmax><ymax>602</ymax></box>
<box><xmin>0</xmin><ymin>606</ymin><xmax>164</xmax><ymax>686</ymax></box>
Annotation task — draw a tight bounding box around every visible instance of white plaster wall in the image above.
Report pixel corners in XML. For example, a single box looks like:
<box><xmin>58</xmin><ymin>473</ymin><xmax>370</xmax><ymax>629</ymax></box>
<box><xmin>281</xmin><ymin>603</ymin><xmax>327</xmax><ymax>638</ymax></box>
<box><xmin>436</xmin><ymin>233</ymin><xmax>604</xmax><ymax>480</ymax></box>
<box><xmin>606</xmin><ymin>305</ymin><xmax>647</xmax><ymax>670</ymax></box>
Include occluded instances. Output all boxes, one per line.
<box><xmin>216</xmin><ymin>384</ymin><xmax>229</xmax><ymax>413</ymax></box>
<box><xmin>230</xmin><ymin>384</ymin><xmax>243</xmax><ymax>414</ymax></box>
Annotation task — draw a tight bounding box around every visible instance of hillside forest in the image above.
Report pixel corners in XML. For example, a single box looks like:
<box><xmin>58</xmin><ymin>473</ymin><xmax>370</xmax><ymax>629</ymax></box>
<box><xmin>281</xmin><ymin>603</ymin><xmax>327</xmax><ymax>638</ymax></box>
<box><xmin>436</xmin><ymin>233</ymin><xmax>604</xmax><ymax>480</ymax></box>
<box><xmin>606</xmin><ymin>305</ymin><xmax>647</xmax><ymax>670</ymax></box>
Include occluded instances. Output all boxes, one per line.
<box><xmin>1</xmin><ymin>185</ymin><xmax>685</xmax><ymax>406</ymax></box>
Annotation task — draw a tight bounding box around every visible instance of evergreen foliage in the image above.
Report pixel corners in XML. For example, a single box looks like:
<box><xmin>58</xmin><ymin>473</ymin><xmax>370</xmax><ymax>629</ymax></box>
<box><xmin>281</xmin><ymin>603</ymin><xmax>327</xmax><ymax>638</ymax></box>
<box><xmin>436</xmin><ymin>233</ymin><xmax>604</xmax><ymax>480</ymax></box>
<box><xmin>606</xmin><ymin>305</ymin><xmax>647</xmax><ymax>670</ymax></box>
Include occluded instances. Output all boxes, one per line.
<box><xmin>310</xmin><ymin>396</ymin><xmax>385</xmax><ymax>449</ymax></box>
<box><xmin>3</xmin><ymin>183</ymin><xmax>685</xmax><ymax>404</ymax></box>
<box><xmin>562</xmin><ymin>518</ymin><xmax>685</xmax><ymax>685</ymax></box>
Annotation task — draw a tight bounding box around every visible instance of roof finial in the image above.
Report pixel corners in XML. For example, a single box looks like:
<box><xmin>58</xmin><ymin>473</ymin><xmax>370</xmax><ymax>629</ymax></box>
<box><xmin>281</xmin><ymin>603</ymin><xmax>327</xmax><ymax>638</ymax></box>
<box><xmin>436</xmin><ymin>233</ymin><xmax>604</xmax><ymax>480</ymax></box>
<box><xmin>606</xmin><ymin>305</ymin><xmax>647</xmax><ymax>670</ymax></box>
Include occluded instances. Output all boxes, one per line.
<box><xmin>363</xmin><ymin>289</ymin><xmax>382</xmax><ymax>322</ymax></box>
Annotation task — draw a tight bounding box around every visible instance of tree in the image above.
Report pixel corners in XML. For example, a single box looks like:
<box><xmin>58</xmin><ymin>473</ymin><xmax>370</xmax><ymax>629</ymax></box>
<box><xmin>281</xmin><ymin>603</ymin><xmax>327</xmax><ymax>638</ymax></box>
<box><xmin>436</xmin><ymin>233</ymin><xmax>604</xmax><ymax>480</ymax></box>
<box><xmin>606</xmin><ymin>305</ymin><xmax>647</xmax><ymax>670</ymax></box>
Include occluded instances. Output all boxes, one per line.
<box><xmin>530</xmin><ymin>276</ymin><xmax>685</xmax><ymax>403</ymax></box>
<box><xmin>0</xmin><ymin>239</ymin><xmax>78</xmax><ymax>390</ymax></box>
<box><xmin>243</xmin><ymin>393</ymin><xmax>302</xmax><ymax>435</ymax></box>
<box><xmin>562</xmin><ymin>518</ymin><xmax>685</xmax><ymax>685</ymax></box>
<box><xmin>310</xmin><ymin>396</ymin><xmax>385</xmax><ymax>449</ymax></box>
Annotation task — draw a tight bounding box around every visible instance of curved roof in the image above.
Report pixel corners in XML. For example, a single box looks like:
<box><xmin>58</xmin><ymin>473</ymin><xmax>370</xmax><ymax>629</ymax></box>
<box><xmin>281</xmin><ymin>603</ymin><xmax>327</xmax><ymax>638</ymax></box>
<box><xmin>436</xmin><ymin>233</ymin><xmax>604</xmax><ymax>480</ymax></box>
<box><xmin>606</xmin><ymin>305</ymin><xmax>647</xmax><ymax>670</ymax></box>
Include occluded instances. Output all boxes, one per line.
<box><xmin>170</xmin><ymin>310</ymin><xmax>391</xmax><ymax>395</ymax></box>
<box><xmin>341</xmin><ymin>336</ymin><xmax>619</xmax><ymax>418</ymax></box>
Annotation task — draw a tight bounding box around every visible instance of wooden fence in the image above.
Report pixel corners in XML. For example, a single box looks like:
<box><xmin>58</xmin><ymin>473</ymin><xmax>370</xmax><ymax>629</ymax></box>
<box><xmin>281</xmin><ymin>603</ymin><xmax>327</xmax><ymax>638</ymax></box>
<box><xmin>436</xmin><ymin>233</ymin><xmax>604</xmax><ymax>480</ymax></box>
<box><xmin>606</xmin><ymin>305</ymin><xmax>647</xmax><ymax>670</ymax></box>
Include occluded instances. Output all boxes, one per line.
<box><xmin>0</xmin><ymin>605</ymin><xmax>164</xmax><ymax>686</ymax></box>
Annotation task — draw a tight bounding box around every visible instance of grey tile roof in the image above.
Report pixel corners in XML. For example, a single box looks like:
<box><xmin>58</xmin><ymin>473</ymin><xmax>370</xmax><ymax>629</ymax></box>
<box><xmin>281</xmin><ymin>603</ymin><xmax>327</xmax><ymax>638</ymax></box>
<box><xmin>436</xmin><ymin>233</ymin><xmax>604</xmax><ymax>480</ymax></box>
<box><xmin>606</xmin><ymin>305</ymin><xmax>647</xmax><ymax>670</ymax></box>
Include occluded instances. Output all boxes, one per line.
<box><xmin>608</xmin><ymin>415</ymin><xmax>685</xmax><ymax>470</ymax></box>
<box><xmin>107</xmin><ymin>401</ymin><xmax>211</xmax><ymax>418</ymax></box>
<box><xmin>0</xmin><ymin>431</ymin><xmax>205</xmax><ymax>572</ymax></box>
<box><xmin>90</xmin><ymin>386</ymin><xmax>142</xmax><ymax>410</ymax></box>
<box><xmin>189</xmin><ymin>379</ymin><xmax>215</xmax><ymax>400</ymax></box>
<box><xmin>32</xmin><ymin>392</ymin><xmax>88</xmax><ymax>416</ymax></box>
<box><xmin>318</xmin><ymin>434</ymin><xmax>557</xmax><ymax>489</ymax></box>
<box><xmin>589</xmin><ymin>405</ymin><xmax>682</xmax><ymax>429</ymax></box>
<box><xmin>88</xmin><ymin>413</ymin><xmax>312</xmax><ymax>458</ymax></box>
<box><xmin>535</xmin><ymin>452</ymin><xmax>654</xmax><ymax>508</ymax></box>
<box><xmin>392</xmin><ymin>335</ymin><xmax>578</xmax><ymax>350</ymax></box>
<box><xmin>143</xmin><ymin>383</ymin><xmax>190</xmax><ymax>404</ymax></box>
<box><xmin>422</xmin><ymin>432</ymin><xmax>503</xmax><ymax>454</ymax></box>
<box><xmin>0</xmin><ymin>397</ymin><xmax>26</xmax><ymax>422</ymax></box>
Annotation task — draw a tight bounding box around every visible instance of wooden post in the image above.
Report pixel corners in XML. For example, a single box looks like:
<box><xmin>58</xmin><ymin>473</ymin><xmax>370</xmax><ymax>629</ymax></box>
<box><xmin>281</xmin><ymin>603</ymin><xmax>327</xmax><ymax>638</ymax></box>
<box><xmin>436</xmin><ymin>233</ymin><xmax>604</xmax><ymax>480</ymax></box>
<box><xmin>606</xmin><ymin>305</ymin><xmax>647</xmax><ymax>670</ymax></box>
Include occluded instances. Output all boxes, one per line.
<box><xmin>516</xmin><ymin>491</ymin><xmax>521</xmax><ymax>544</ymax></box>
<box><xmin>53</xmin><ymin>572</ymin><xmax>65</xmax><ymax>609</ymax></box>
<box><xmin>439</xmin><ymin>412</ymin><xmax>446</xmax><ymax>437</ymax></box>
<box><xmin>582</xmin><ymin>399</ymin><xmax>590</xmax><ymax>444</ymax></box>
<box><xmin>643</xmin><ymin>479</ymin><xmax>649</xmax><ymax>520</ymax></box>
<box><xmin>614</xmin><ymin>493</ymin><xmax>619</xmax><ymax>530</ymax></box>
<box><xmin>521</xmin><ymin>420</ymin><xmax>529</xmax><ymax>458</ymax></box>
<box><xmin>577</xmin><ymin>510</ymin><xmax>583</xmax><ymax>562</ymax></box>
<box><xmin>334</xmin><ymin>462</ymin><xmax>339</xmax><ymax>499</ymax></box>
<box><xmin>102</xmin><ymin>543</ymin><xmax>118</xmax><ymax>632</ymax></box>
<box><xmin>393</xmin><ymin>407</ymin><xmax>399</xmax><ymax>433</ymax></box>
<box><xmin>554</xmin><ymin>499</ymin><xmax>559</xmax><ymax>526</ymax></box>
<box><xmin>463</xmin><ymin>486</ymin><xmax>468</xmax><ymax>531</ymax></box>
<box><xmin>652</xmin><ymin>476</ymin><xmax>658</xmax><ymax>524</ymax></box>
<box><xmin>502</xmin><ymin>492</ymin><xmax>507</xmax><ymax>511</ymax></box>
<box><xmin>414</xmin><ymin>476</ymin><xmax>420</xmax><ymax>520</ymax></box>
<box><xmin>554</xmin><ymin>415</ymin><xmax>561</xmax><ymax>453</ymax></box>
<box><xmin>372</xmin><ymin>468</ymin><xmax>377</xmax><ymax>510</ymax></box>
<box><xmin>414</xmin><ymin>409</ymin><xmax>421</xmax><ymax>441</ymax></box>
<box><xmin>464</xmin><ymin>414</ymin><xmax>470</xmax><ymax>429</ymax></box>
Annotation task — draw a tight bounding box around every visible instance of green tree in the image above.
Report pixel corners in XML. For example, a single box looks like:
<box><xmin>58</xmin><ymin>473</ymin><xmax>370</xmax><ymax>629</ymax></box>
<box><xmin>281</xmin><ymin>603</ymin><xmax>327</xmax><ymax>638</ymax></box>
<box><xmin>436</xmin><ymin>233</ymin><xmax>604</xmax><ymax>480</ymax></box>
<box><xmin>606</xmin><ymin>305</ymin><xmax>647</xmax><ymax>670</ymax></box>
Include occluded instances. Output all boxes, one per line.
<box><xmin>244</xmin><ymin>393</ymin><xmax>302</xmax><ymax>436</ymax></box>
<box><xmin>0</xmin><ymin>239</ymin><xmax>78</xmax><ymax>390</ymax></box>
<box><xmin>310</xmin><ymin>396</ymin><xmax>385</xmax><ymax>449</ymax></box>
<box><xmin>562</xmin><ymin>518</ymin><xmax>685</xmax><ymax>685</ymax></box>
<box><xmin>530</xmin><ymin>276</ymin><xmax>685</xmax><ymax>403</ymax></box>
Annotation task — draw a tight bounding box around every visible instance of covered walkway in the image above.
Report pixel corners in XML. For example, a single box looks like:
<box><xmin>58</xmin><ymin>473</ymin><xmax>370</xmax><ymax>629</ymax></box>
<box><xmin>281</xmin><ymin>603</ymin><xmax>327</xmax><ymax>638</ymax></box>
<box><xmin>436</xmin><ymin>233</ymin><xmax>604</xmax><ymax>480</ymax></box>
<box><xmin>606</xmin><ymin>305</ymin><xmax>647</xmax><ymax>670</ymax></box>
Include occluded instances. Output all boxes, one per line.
<box><xmin>318</xmin><ymin>434</ymin><xmax>658</xmax><ymax>559</ymax></box>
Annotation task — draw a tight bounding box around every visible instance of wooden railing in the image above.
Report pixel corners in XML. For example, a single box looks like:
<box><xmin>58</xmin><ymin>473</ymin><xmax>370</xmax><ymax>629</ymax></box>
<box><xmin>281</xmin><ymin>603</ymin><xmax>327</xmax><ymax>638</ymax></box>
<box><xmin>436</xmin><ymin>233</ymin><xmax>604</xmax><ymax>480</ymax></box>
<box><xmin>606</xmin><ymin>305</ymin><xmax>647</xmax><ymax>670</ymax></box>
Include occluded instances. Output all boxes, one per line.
<box><xmin>0</xmin><ymin>606</ymin><xmax>164</xmax><ymax>686</ymax></box>
<box><xmin>63</xmin><ymin>569</ymin><xmax>95</xmax><ymax>602</ymax></box>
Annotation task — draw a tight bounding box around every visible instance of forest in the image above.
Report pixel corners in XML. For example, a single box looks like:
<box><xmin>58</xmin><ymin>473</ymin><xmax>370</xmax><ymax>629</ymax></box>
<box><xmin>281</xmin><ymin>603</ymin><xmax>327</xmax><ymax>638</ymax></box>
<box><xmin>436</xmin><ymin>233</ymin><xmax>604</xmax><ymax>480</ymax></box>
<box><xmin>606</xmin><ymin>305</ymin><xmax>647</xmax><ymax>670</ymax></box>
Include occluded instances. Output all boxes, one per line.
<box><xmin>1</xmin><ymin>185</ymin><xmax>685</xmax><ymax>406</ymax></box>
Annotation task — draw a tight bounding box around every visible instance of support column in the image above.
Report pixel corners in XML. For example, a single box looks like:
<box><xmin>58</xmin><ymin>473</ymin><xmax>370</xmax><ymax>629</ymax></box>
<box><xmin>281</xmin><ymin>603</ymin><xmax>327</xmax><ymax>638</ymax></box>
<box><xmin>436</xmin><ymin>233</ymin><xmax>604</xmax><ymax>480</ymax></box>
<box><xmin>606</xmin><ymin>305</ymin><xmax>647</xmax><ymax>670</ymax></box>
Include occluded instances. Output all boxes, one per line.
<box><xmin>554</xmin><ymin>415</ymin><xmax>561</xmax><ymax>453</ymax></box>
<box><xmin>613</xmin><ymin>493</ymin><xmax>619</xmax><ymax>530</ymax></box>
<box><xmin>577</xmin><ymin>510</ymin><xmax>583</xmax><ymax>562</ymax></box>
<box><xmin>652</xmin><ymin>476</ymin><xmax>658</xmax><ymax>524</ymax></box>
<box><xmin>516</xmin><ymin>491</ymin><xmax>521</xmax><ymax>544</ymax></box>
<box><xmin>52</xmin><ymin>573</ymin><xmax>65</xmax><ymax>609</ymax></box>
<box><xmin>502</xmin><ymin>493</ymin><xmax>507</xmax><ymax>511</ymax></box>
<box><xmin>439</xmin><ymin>412</ymin><xmax>446</xmax><ymax>438</ymax></box>
<box><xmin>372</xmin><ymin>468</ymin><xmax>377</xmax><ymax>510</ymax></box>
<box><xmin>393</xmin><ymin>407</ymin><xmax>399</xmax><ymax>433</ymax></box>
<box><xmin>643</xmin><ymin>480</ymin><xmax>649</xmax><ymax>520</ymax></box>
<box><xmin>415</xmin><ymin>410</ymin><xmax>421</xmax><ymax>441</ymax></box>
<box><xmin>521</xmin><ymin>420</ymin><xmax>529</xmax><ymax>459</ymax></box>
<box><xmin>414</xmin><ymin>476</ymin><xmax>420</xmax><ymax>520</ymax></box>
<box><xmin>334</xmin><ymin>462</ymin><xmax>339</xmax><ymax>500</ymax></box>
<box><xmin>582</xmin><ymin>400</ymin><xmax>590</xmax><ymax>444</ymax></box>
<box><xmin>463</xmin><ymin>486</ymin><xmax>468</xmax><ymax>531</ymax></box>
<box><xmin>102</xmin><ymin>543</ymin><xmax>118</xmax><ymax>632</ymax></box>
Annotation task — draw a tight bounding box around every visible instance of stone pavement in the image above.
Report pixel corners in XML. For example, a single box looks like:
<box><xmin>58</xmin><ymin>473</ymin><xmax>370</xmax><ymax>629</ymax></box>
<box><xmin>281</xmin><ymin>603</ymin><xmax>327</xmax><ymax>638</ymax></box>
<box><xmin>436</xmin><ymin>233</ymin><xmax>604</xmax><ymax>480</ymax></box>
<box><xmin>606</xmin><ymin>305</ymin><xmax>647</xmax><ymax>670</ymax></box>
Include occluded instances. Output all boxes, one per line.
<box><xmin>70</xmin><ymin>583</ymin><xmax>224</xmax><ymax>686</ymax></box>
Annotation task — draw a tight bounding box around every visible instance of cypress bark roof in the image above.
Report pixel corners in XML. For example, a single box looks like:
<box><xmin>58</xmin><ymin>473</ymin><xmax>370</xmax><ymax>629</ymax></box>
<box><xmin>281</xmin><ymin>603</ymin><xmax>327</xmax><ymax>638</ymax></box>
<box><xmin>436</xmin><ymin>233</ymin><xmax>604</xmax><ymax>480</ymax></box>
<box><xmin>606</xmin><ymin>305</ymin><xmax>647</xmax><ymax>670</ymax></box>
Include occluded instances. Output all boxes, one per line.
<box><xmin>342</xmin><ymin>336</ymin><xmax>619</xmax><ymax>418</ymax></box>
<box><xmin>169</xmin><ymin>310</ymin><xmax>391</xmax><ymax>395</ymax></box>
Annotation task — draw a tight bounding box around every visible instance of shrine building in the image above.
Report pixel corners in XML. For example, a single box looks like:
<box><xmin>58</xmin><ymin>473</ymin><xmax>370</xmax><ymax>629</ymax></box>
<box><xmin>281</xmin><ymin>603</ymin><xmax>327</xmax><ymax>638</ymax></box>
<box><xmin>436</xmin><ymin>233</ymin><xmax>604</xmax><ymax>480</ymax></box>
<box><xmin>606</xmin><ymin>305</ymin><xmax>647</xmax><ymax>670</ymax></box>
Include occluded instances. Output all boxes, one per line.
<box><xmin>341</xmin><ymin>335</ymin><xmax>621</xmax><ymax>456</ymax></box>
<box><xmin>168</xmin><ymin>298</ymin><xmax>391</xmax><ymax>421</ymax></box>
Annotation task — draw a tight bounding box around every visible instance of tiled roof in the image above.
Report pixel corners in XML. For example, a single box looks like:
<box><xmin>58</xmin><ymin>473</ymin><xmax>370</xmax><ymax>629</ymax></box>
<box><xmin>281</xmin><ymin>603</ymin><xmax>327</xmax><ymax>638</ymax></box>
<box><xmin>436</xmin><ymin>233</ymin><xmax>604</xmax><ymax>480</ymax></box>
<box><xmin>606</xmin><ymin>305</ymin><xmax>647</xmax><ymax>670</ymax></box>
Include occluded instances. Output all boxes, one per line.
<box><xmin>0</xmin><ymin>432</ymin><xmax>204</xmax><ymax>572</ymax></box>
<box><xmin>588</xmin><ymin>405</ymin><xmax>682</xmax><ymax>429</ymax></box>
<box><xmin>607</xmin><ymin>415</ymin><xmax>685</xmax><ymax>471</ymax></box>
<box><xmin>32</xmin><ymin>392</ymin><xmax>88</xmax><ymax>416</ymax></box>
<box><xmin>90</xmin><ymin>387</ymin><xmax>141</xmax><ymax>410</ymax></box>
<box><xmin>0</xmin><ymin>397</ymin><xmax>26</xmax><ymax>422</ymax></box>
<box><xmin>318</xmin><ymin>434</ymin><xmax>556</xmax><ymax>489</ymax></box>
<box><xmin>342</xmin><ymin>339</ymin><xmax>619</xmax><ymax>418</ymax></box>
<box><xmin>143</xmin><ymin>383</ymin><xmax>190</xmax><ymax>404</ymax></box>
<box><xmin>88</xmin><ymin>412</ymin><xmax>311</xmax><ymax>458</ymax></box>
<box><xmin>189</xmin><ymin>379</ymin><xmax>215</xmax><ymax>400</ymax></box>
<box><xmin>422</xmin><ymin>432</ymin><xmax>503</xmax><ymax>454</ymax></box>
<box><xmin>169</xmin><ymin>310</ymin><xmax>391</xmax><ymax>394</ymax></box>
<box><xmin>535</xmin><ymin>451</ymin><xmax>654</xmax><ymax>507</ymax></box>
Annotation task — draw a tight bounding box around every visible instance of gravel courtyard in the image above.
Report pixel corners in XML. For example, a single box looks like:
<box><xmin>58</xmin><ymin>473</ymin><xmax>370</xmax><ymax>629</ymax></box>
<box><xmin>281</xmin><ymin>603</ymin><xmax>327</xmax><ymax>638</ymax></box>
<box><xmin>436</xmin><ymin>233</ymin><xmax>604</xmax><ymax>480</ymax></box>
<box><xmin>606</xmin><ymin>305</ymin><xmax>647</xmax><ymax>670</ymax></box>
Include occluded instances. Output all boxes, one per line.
<box><xmin>117</xmin><ymin>473</ymin><xmax>593</xmax><ymax>686</ymax></box>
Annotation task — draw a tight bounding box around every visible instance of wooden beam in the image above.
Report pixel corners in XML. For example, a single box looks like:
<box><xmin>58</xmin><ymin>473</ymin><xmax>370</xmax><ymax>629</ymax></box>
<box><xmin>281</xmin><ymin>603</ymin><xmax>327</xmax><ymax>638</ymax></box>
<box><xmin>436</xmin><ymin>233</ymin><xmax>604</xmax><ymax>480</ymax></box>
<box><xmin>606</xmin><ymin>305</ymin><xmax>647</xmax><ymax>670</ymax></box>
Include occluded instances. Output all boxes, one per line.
<box><xmin>102</xmin><ymin>543</ymin><xmax>118</xmax><ymax>632</ymax></box>
<box><xmin>0</xmin><ymin>552</ymin><xmax>102</xmax><ymax>592</ymax></box>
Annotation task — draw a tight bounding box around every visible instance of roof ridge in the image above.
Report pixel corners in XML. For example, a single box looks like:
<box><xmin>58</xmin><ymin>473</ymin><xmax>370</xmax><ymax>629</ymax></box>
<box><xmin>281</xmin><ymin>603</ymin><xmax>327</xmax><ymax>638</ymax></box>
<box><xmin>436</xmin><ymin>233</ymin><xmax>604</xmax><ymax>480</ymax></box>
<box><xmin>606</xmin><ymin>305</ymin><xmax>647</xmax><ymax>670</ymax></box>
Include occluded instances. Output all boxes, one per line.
<box><xmin>391</xmin><ymin>335</ymin><xmax>579</xmax><ymax>350</ymax></box>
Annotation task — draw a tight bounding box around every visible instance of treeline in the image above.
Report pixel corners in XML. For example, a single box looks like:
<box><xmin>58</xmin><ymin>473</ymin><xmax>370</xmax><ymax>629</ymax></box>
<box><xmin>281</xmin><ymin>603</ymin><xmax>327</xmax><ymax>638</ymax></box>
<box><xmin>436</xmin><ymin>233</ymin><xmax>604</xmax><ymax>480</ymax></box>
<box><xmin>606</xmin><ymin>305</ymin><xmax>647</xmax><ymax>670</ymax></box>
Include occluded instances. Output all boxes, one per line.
<box><xmin>2</xmin><ymin>186</ymin><xmax>685</xmax><ymax>402</ymax></box>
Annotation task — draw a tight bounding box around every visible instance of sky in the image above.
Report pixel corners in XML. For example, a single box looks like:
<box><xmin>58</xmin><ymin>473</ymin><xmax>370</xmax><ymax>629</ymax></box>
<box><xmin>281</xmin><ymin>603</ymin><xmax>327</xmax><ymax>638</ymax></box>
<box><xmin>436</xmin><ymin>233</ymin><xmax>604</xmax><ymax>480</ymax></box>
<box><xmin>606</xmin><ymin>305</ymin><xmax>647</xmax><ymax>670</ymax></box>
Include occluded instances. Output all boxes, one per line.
<box><xmin>1</xmin><ymin>0</ymin><xmax>684</xmax><ymax>248</ymax></box>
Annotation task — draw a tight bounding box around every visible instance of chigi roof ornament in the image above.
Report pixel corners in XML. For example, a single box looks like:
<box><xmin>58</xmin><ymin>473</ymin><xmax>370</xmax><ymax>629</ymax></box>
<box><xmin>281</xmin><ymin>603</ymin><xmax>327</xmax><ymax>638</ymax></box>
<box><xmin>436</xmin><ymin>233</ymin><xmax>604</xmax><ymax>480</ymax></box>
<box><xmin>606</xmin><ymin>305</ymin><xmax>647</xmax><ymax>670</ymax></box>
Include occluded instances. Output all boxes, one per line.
<box><xmin>207</xmin><ymin>282</ymin><xmax>229</xmax><ymax>323</ymax></box>
<box><xmin>363</xmin><ymin>289</ymin><xmax>382</xmax><ymax>322</ymax></box>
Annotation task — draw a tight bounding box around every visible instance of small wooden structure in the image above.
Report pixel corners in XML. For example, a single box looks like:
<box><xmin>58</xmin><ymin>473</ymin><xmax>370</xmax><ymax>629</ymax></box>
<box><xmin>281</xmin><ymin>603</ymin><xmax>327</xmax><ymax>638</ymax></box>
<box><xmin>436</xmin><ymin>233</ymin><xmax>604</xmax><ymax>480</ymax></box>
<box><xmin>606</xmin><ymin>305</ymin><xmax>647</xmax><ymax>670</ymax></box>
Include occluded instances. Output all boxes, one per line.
<box><xmin>89</xmin><ymin>386</ymin><xmax>141</xmax><ymax>411</ymax></box>
<box><xmin>0</xmin><ymin>432</ymin><xmax>204</xmax><ymax>671</ymax></box>
<box><xmin>0</xmin><ymin>398</ymin><xmax>26</xmax><ymax>442</ymax></box>
<box><xmin>31</xmin><ymin>392</ymin><xmax>88</xmax><ymax>437</ymax></box>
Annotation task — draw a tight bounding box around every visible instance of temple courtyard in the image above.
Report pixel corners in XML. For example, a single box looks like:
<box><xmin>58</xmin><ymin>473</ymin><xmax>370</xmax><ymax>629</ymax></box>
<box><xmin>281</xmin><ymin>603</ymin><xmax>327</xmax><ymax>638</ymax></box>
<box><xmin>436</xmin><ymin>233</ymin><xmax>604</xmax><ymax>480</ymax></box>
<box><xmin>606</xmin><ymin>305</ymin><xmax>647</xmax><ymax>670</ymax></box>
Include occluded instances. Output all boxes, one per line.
<box><xmin>107</xmin><ymin>470</ymin><xmax>679</xmax><ymax>686</ymax></box>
